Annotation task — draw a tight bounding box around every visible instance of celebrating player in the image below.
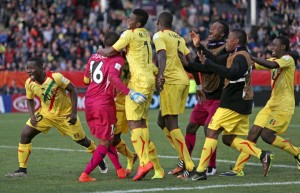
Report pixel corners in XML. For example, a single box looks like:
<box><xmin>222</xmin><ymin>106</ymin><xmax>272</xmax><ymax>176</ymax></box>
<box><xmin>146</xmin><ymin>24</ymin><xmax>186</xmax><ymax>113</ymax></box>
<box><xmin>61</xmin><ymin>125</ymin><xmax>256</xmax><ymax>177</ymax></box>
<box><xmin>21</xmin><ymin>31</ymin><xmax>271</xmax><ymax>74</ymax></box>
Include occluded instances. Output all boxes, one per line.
<box><xmin>6</xmin><ymin>57</ymin><xmax>102</xmax><ymax>177</ymax></box>
<box><xmin>220</xmin><ymin>35</ymin><xmax>300</xmax><ymax>176</ymax></box>
<box><xmin>184</xmin><ymin>29</ymin><xmax>274</xmax><ymax>180</ymax></box>
<box><xmin>98</xmin><ymin>8</ymin><xmax>163</xmax><ymax>181</ymax></box>
<box><xmin>152</xmin><ymin>11</ymin><xmax>196</xmax><ymax>178</ymax></box>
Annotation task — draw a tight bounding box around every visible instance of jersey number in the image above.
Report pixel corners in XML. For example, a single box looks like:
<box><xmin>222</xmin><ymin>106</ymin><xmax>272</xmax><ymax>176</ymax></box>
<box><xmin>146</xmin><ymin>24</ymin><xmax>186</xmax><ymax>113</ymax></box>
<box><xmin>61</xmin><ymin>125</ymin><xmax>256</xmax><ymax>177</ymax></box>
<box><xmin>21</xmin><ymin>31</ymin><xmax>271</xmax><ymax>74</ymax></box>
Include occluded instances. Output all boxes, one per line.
<box><xmin>90</xmin><ymin>60</ymin><xmax>104</xmax><ymax>84</ymax></box>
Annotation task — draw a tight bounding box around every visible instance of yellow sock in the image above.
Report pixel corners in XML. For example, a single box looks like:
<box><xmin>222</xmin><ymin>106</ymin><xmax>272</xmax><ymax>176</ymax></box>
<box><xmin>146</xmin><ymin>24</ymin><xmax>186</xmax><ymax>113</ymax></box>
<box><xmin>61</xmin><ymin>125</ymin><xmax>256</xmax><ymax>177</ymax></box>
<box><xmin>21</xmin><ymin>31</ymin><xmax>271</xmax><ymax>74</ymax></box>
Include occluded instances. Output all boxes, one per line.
<box><xmin>148</xmin><ymin>140</ymin><xmax>163</xmax><ymax>170</ymax></box>
<box><xmin>162</xmin><ymin>127</ymin><xmax>174</xmax><ymax>147</ymax></box>
<box><xmin>142</xmin><ymin>128</ymin><xmax>150</xmax><ymax>163</ymax></box>
<box><xmin>231</xmin><ymin>138</ymin><xmax>262</xmax><ymax>159</ymax></box>
<box><xmin>272</xmin><ymin>135</ymin><xmax>299</xmax><ymax>156</ymax></box>
<box><xmin>131</xmin><ymin>128</ymin><xmax>148</xmax><ymax>166</ymax></box>
<box><xmin>232</xmin><ymin>141</ymin><xmax>255</xmax><ymax>172</ymax></box>
<box><xmin>18</xmin><ymin>143</ymin><xmax>32</xmax><ymax>168</ymax></box>
<box><xmin>170</xmin><ymin>128</ymin><xmax>194</xmax><ymax>171</ymax></box>
<box><xmin>115</xmin><ymin>139</ymin><xmax>135</xmax><ymax>159</ymax></box>
<box><xmin>85</xmin><ymin>139</ymin><xmax>96</xmax><ymax>154</ymax></box>
<box><xmin>196</xmin><ymin>138</ymin><xmax>217</xmax><ymax>172</ymax></box>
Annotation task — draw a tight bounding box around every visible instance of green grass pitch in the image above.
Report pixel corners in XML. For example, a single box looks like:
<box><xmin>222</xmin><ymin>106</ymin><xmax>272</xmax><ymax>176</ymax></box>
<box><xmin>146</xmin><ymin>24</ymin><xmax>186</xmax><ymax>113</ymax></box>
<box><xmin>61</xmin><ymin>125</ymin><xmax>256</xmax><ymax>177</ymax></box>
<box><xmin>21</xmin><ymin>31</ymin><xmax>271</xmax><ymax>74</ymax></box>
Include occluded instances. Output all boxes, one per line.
<box><xmin>0</xmin><ymin>107</ymin><xmax>300</xmax><ymax>193</ymax></box>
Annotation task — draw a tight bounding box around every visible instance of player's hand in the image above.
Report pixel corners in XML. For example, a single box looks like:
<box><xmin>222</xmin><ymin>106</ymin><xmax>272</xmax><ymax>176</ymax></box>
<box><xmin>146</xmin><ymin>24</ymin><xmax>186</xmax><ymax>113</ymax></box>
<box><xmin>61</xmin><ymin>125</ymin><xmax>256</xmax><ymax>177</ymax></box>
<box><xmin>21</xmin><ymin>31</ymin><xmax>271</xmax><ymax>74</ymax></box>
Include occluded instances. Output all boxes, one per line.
<box><xmin>178</xmin><ymin>51</ymin><xmax>188</xmax><ymax>66</ymax></box>
<box><xmin>30</xmin><ymin>116</ymin><xmax>38</xmax><ymax>127</ymax></box>
<box><xmin>190</xmin><ymin>31</ymin><xmax>201</xmax><ymax>47</ymax></box>
<box><xmin>128</xmin><ymin>90</ymin><xmax>147</xmax><ymax>104</ymax></box>
<box><xmin>156</xmin><ymin>75</ymin><xmax>165</xmax><ymax>92</ymax></box>
<box><xmin>196</xmin><ymin>88</ymin><xmax>206</xmax><ymax>104</ymax></box>
<box><xmin>66</xmin><ymin>112</ymin><xmax>77</xmax><ymax>125</ymax></box>
<box><xmin>197</xmin><ymin>51</ymin><xmax>206</xmax><ymax>64</ymax></box>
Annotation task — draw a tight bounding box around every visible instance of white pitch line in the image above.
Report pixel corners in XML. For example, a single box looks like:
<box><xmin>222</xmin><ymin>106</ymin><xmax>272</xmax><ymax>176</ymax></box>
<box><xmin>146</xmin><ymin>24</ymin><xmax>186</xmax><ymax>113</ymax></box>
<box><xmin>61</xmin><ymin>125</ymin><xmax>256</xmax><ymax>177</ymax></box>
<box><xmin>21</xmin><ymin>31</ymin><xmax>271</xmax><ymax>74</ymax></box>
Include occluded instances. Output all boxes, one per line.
<box><xmin>0</xmin><ymin>145</ymin><xmax>297</xmax><ymax>169</ymax></box>
<box><xmin>85</xmin><ymin>181</ymin><xmax>300</xmax><ymax>193</ymax></box>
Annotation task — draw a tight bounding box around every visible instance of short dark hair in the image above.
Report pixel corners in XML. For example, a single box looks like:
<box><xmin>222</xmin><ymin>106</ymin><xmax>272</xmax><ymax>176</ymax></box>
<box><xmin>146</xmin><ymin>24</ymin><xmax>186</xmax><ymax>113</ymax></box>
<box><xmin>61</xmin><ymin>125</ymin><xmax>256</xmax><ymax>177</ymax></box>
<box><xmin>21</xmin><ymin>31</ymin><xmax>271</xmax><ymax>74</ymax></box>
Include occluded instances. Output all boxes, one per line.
<box><xmin>275</xmin><ymin>35</ymin><xmax>290</xmax><ymax>51</ymax></box>
<box><xmin>158</xmin><ymin>12</ymin><xmax>173</xmax><ymax>28</ymax></box>
<box><xmin>214</xmin><ymin>20</ymin><xmax>229</xmax><ymax>38</ymax></box>
<box><xmin>232</xmin><ymin>29</ymin><xmax>247</xmax><ymax>45</ymax></box>
<box><xmin>132</xmin><ymin>9</ymin><xmax>149</xmax><ymax>27</ymax></box>
<box><xmin>104</xmin><ymin>32</ymin><xmax>120</xmax><ymax>47</ymax></box>
<box><xmin>27</xmin><ymin>57</ymin><xmax>44</xmax><ymax>68</ymax></box>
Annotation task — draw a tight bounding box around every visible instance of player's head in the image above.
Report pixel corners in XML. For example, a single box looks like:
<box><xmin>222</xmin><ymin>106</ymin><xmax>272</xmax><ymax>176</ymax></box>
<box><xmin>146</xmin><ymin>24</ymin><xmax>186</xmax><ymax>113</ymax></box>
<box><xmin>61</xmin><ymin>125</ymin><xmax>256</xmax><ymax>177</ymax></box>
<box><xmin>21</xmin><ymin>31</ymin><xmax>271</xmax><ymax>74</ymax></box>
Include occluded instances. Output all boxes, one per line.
<box><xmin>26</xmin><ymin>57</ymin><xmax>44</xmax><ymax>82</ymax></box>
<box><xmin>208</xmin><ymin>20</ymin><xmax>229</xmax><ymax>41</ymax></box>
<box><xmin>104</xmin><ymin>32</ymin><xmax>120</xmax><ymax>47</ymax></box>
<box><xmin>127</xmin><ymin>9</ymin><xmax>148</xmax><ymax>29</ymax></box>
<box><xmin>157</xmin><ymin>12</ymin><xmax>173</xmax><ymax>30</ymax></box>
<box><xmin>226</xmin><ymin>29</ymin><xmax>247</xmax><ymax>52</ymax></box>
<box><xmin>271</xmin><ymin>35</ymin><xmax>290</xmax><ymax>58</ymax></box>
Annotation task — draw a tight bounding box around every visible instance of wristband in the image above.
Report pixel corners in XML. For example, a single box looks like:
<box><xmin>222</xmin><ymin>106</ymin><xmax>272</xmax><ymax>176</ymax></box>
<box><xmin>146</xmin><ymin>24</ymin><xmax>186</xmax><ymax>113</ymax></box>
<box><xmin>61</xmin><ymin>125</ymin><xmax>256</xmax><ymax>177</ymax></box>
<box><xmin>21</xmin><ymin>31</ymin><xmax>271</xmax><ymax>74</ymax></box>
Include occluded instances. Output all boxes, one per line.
<box><xmin>197</xmin><ymin>85</ymin><xmax>203</xmax><ymax>91</ymax></box>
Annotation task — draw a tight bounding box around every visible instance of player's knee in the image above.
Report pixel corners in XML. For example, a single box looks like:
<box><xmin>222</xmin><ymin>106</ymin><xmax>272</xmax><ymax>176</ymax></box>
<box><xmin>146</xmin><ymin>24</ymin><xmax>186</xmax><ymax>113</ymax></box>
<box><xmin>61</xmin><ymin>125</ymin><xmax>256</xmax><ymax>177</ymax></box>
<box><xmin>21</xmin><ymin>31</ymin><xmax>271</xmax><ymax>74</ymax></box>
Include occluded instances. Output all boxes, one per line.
<box><xmin>75</xmin><ymin>137</ymin><xmax>90</xmax><ymax>147</ymax></box>
<box><xmin>222</xmin><ymin>135</ymin><xmax>234</xmax><ymax>146</ymax></box>
<box><xmin>112</xmin><ymin>137</ymin><xmax>121</xmax><ymax>146</ymax></box>
<box><xmin>260</xmin><ymin>132</ymin><xmax>274</xmax><ymax>145</ymax></box>
<box><xmin>157</xmin><ymin>120</ymin><xmax>165</xmax><ymax>130</ymax></box>
<box><xmin>186</xmin><ymin>123</ymin><xmax>199</xmax><ymax>134</ymax></box>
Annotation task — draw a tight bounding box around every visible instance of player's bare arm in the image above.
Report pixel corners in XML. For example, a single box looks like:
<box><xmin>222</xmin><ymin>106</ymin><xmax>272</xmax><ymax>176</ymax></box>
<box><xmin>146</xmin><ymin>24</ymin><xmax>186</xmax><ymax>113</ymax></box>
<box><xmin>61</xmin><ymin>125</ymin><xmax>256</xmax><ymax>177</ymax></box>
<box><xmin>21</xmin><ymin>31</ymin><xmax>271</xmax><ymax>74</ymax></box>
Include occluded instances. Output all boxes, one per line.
<box><xmin>156</xmin><ymin>50</ymin><xmax>166</xmax><ymax>92</ymax></box>
<box><xmin>65</xmin><ymin>82</ymin><xmax>78</xmax><ymax>125</ymax></box>
<box><xmin>252</xmin><ymin>56</ymin><xmax>279</xmax><ymax>69</ymax></box>
<box><xmin>27</xmin><ymin>98</ymin><xmax>38</xmax><ymax>127</ymax></box>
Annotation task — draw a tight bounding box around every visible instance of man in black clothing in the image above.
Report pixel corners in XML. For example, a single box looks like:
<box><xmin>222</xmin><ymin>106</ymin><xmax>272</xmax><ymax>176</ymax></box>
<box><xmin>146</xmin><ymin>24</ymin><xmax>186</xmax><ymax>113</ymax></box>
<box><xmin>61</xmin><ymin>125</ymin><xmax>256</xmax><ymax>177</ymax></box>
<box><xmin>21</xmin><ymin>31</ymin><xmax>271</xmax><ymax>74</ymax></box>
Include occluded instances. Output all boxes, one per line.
<box><xmin>181</xmin><ymin>29</ymin><xmax>274</xmax><ymax>181</ymax></box>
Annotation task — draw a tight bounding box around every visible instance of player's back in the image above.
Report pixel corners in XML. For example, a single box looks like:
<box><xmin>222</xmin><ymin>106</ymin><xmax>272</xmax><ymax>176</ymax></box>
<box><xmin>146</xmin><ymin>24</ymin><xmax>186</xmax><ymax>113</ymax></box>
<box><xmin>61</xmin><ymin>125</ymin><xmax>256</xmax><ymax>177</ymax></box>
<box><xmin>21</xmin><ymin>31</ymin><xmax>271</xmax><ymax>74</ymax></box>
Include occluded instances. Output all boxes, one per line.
<box><xmin>153</xmin><ymin>30</ymin><xmax>189</xmax><ymax>85</ymax></box>
<box><xmin>85</xmin><ymin>53</ymin><xmax>124</xmax><ymax>108</ymax></box>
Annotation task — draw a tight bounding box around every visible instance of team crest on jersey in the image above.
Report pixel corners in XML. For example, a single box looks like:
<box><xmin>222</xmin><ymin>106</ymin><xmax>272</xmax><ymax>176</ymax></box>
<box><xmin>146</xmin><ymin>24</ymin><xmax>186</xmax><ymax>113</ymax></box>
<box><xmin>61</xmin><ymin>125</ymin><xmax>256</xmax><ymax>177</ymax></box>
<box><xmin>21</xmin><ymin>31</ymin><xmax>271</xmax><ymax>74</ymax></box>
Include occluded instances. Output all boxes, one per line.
<box><xmin>115</xmin><ymin>63</ymin><xmax>121</xmax><ymax>71</ymax></box>
<box><xmin>269</xmin><ymin>119</ymin><xmax>276</xmax><ymax>125</ymax></box>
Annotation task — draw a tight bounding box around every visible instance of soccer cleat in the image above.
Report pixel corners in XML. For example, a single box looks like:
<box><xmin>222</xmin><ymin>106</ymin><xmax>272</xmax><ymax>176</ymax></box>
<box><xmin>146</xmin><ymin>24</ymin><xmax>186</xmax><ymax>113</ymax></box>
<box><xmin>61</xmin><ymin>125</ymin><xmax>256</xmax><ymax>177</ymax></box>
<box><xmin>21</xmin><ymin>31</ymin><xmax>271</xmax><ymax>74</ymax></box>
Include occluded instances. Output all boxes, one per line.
<box><xmin>126</xmin><ymin>153</ymin><xmax>138</xmax><ymax>173</ymax></box>
<box><xmin>178</xmin><ymin>168</ymin><xmax>207</xmax><ymax>181</ymax></box>
<box><xmin>116</xmin><ymin>167</ymin><xmax>128</xmax><ymax>179</ymax></box>
<box><xmin>260</xmin><ymin>150</ymin><xmax>275</xmax><ymax>177</ymax></box>
<box><xmin>294</xmin><ymin>154</ymin><xmax>300</xmax><ymax>170</ymax></box>
<box><xmin>206</xmin><ymin>167</ymin><xmax>217</xmax><ymax>176</ymax></box>
<box><xmin>98</xmin><ymin>159</ymin><xmax>108</xmax><ymax>174</ymax></box>
<box><xmin>219</xmin><ymin>169</ymin><xmax>244</xmax><ymax>177</ymax></box>
<box><xmin>79</xmin><ymin>172</ymin><xmax>96</xmax><ymax>182</ymax></box>
<box><xmin>168</xmin><ymin>159</ymin><xmax>184</xmax><ymax>175</ymax></box>
<box><xmin>5</xmin><ymin>170</ymin><xmax>27</xmax><ymax>178</ymax></box>
<box><xmin>132</xmin><ymin>161</ymin><xmax>153</xmax><ymax>181</ymax></box>
<box><xmin>151</xmin><ymin>168</ymin><xmax>165</xmax><ymax>179</ymax></box>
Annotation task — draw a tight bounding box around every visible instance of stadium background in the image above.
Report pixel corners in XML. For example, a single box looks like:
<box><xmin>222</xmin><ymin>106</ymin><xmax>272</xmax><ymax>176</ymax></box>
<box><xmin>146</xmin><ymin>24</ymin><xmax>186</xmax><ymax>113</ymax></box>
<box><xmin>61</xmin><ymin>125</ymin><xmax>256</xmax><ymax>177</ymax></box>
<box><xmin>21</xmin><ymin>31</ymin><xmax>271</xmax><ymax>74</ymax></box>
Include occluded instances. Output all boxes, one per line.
<box><xmin>0</xmin><ymin>0</ymin><xmax>299</xmax><ymax>113</ymax></box>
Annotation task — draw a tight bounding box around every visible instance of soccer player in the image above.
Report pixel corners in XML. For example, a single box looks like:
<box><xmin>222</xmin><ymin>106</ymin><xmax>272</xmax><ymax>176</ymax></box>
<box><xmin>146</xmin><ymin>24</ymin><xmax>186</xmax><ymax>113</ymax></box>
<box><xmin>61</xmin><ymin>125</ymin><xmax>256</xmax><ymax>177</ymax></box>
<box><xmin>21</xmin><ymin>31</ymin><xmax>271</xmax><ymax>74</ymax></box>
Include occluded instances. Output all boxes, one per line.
<box><xmin>79</xmin><ymin>31</ymin><xmax>147</xmax><ymax>182</ymax></box>
<box><xmin>153</xmin><ymin>11</ymin><xmax>196</xmax><ymax>177</ymax></box>
<box><xmin>169</xmin><ymin>20</ymin><xmax>229</xmax><ymax>176</ymax></box>
<box><xmin>184</xmin><ymin>29</ymin><xmax>274</xmax><ymax>180</ymax></box>
<box><xmin>5</xmin><ymin>57</ymin><xmax>103</xmax><ymax>177</ymax></box>
<box><xmin>98</xmin><ymin>9</ymin><xmax>163</xmax><ymax>181</ymax></box>
<box><xmin>220</xmin><ymin>35</ymin><xmax>300</xmax><ymax>176</ymax></box>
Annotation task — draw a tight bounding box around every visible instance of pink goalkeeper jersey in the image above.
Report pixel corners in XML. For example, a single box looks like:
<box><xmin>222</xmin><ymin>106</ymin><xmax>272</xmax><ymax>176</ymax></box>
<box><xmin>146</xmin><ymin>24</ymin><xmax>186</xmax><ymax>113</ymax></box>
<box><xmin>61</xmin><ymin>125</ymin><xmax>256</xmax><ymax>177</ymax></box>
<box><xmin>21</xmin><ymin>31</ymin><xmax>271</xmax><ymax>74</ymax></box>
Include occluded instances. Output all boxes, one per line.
<box><xmin>84</xmin><ymin>53</ymin><xmax>129</xmax><ymax>108</ymax></box>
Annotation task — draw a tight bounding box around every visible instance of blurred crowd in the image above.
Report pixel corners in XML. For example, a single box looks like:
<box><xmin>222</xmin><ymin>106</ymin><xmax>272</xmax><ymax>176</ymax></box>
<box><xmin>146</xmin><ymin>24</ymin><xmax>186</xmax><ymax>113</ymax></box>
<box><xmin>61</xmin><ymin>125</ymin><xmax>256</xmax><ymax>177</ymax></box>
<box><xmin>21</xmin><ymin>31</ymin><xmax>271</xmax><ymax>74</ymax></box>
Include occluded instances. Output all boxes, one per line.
<box><xmin>0</xmin><ymin>0</ymin><xmax>300</xmax><ymax>73</ymax></box>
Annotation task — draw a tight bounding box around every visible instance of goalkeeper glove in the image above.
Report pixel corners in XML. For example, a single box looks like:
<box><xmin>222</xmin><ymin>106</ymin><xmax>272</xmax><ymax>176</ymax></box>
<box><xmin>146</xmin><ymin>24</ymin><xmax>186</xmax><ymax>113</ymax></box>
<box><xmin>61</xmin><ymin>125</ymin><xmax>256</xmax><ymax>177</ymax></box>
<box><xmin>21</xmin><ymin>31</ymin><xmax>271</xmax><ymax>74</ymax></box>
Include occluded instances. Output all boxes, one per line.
<box><xmin>128</xmin><ymin>89</ymin><xmax>147</xmax><ymax>104</ymax></box>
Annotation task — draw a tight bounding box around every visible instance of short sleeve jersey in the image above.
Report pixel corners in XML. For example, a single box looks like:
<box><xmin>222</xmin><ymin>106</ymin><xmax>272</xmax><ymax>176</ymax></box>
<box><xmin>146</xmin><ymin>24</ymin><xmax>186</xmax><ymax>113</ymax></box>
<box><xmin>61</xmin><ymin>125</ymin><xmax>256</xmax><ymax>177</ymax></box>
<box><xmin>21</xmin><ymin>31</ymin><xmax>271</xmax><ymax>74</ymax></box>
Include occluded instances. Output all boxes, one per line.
<box><xmin>112</xmin><ymin>28</ymin><xmax>155</xmax><ymax>89</ymax></box>
<box><xmin>153</xmin><ymin>29</ymin><xmax>190</xmax><ymax>85</ymax></box>
<box><xmin>255</xmin><ymin>55</ymin><xmax>295</xmax><ymax>111</ymax></box>
<box><xmin>25</xmin><ymin>72</ymin><xmax>71</xmax><ymax>116</ymax></box>
<box><xmin>84</xmin><ymin>53</ymin><xmax>125</xmax><ymax>108</ymax></box>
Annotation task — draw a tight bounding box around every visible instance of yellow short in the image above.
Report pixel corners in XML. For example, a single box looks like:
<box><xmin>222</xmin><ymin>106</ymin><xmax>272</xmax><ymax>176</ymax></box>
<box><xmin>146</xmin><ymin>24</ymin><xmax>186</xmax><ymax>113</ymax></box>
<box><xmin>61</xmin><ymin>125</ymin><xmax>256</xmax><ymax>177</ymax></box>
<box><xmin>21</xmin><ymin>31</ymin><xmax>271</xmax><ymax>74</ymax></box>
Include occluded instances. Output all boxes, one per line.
<box><xmin>125</xmin><ymin>84</ymin><xmax>155</xmax><ymax>121</ymax></box>
<box><xmin>160</xmin><ymin>84</ymin><xmax>189</xmax><ymax>116</ymax></box>
<box><xmin>208</xmin><ymin>107</ymin><xmax>249</xmax><ymax>136</ymax></box>
<box><xmin>26</xmin><ymin>109</ymin><xmax>86</xmax><ymax>141</ymax></box>
<box><xmin>254</xmin><ymin>106</ymin><xmax>293</xmax><ymax>134</ymax></box>
<box><xmin>115</xmin><ymin>110</ymin><xmax>129</xmax><ymax>134</ymax></box>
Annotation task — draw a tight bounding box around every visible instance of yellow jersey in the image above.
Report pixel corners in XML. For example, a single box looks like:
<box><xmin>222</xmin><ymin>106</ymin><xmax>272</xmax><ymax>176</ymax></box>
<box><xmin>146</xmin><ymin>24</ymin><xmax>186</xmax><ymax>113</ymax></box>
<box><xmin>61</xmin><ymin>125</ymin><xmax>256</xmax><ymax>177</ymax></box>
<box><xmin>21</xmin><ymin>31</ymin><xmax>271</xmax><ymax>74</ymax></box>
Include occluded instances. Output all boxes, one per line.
<box><xmin>25</xmin><ymin>72</ymin><xmax>72</xmax><ymax>117</ymax></box>
<box><xmin>153</xmin><ymin>29</ymin><xmax>190</xmax><ymax>85</ymax></box>
<box><xmin>255</xmin><ymin>55</ymin><xmax>295</xmax><ymax>112</ymax></box>
<box><xmin>112</xmin><ymin>28</ymin><xmax>155</xmax><ymax>89</ymax></box>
